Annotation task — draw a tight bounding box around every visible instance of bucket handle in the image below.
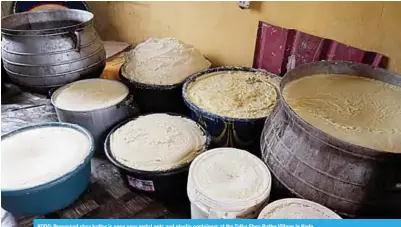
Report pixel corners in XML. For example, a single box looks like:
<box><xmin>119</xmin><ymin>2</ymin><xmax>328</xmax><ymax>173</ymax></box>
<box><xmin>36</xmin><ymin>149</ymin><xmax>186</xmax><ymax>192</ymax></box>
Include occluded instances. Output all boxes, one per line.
<box><xmin>70</xmin><ymin>30</ymin><xmax>81</xmax><ymax>52</ymax></box>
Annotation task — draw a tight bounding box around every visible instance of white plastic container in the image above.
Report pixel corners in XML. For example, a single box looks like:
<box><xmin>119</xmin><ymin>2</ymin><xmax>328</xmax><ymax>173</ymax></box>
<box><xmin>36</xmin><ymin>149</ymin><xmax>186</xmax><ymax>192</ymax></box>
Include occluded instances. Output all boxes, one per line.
<box><xmin>258</xmin><ymin>198</ymin><xmax>342</xmax><ymax>219</ymax></box>
<box><xmin>187</xmin><ymin>148</ymin><xmax>272</xmax><ymax>219</ymax></box>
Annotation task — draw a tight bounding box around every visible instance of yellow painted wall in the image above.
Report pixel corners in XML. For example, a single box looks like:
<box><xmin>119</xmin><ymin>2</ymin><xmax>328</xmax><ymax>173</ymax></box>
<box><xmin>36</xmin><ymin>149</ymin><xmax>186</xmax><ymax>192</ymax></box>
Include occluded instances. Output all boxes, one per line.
<box><xmin>89</xmin><ymin>1</ymin><xmax>401</xmax><ymax>73</ymax></box>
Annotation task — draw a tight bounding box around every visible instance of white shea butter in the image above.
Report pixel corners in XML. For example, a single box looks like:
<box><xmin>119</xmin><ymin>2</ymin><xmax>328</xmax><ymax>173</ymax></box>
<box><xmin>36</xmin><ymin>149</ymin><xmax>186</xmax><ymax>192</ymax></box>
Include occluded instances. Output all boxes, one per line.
<box><xmin>189</xmin><ymin>148</ymin><xmax>271</xmax><ymax>204</ymax></box>
<box><xmin>124</xmin><ymin>37</ymin><xmax>211</xmax><ymax>85</ymax></box>
<box><xmin>1</xmin><ymin>126</ymin><xmax>90</xmax><ymax>190</ymax></box>
<box><xmin>110</xmin><ymin>114</ymin><xmax>207</xmax><ymax>171</ymax></box>
<box><xmin>53</xmin><ymin>79</ymin><xmax>128</xmax><ymax>111</ymax></box>
<box><xmin>258</xmin><ymin>198</ymin><xmax>341</xmax><ymax>219</ymax></box>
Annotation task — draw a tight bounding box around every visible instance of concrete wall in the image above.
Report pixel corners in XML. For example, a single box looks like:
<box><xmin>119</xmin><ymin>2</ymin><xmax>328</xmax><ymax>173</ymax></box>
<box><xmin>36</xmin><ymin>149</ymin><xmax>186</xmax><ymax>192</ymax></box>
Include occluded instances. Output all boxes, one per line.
<box><xmin>1</xmin><ymin>1</ymin><xmax>400</xmax><ymax>73</ymax></box>
<box><xmin>88</xmin><ymin>1</ymin><xmax>401</xmax><ymax>73</ymax></box>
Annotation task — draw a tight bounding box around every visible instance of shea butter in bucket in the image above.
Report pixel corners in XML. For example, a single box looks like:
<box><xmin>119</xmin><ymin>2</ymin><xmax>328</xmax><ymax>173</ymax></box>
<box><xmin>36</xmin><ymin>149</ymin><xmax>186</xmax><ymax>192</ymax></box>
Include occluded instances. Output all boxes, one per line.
<box><xmin>187</xmin><ymin>148</ymin><xmax>272</xmax><ymax>219</ymax></box>
<box><xmin>258</xmin><ymin>198</ymin><xmax>341</xmax><ymax>219</ymax></box>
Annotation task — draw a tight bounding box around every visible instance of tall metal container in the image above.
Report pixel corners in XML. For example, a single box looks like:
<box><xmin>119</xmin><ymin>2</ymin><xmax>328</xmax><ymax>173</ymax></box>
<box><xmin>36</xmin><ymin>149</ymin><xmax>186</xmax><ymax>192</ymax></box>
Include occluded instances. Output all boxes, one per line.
<box><xmin>261</xmin><ymin>61</ymin><xmax>401</xmax><ymax>218</ymax></box>
<box><xmin>1</xmin><ymin>9</ymin><xmax>106</xmax><ymax>93</ymax></box>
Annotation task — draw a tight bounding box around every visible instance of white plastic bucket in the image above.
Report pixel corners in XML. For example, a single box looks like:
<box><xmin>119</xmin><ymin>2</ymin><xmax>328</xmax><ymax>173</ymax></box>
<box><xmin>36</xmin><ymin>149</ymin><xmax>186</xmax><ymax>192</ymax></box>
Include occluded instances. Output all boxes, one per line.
<box><xmin>187</xmin><ymin>148</ymin><xmax>272</xmax><ymax>219</ymax></box>
<box><xmin>258</xmin><ymin>198</ymin><xmax>342</xmax><ymax>219</ymax></box>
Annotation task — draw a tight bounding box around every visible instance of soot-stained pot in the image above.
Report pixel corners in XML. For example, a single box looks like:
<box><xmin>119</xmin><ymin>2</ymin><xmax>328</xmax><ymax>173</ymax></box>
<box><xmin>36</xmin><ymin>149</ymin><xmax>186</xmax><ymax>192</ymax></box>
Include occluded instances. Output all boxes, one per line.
<box><xmin>1</xmin><ymin>9</ymin><xmax>106</xmax><ymax>94</ymax></box>
<box><xmin>51</xmin><ymin>79</ymin><xmax>139</xmax><ymax>154</ymax></box>
<box><xmin>119</xmin><ymin>63</ymin><xmax>189</xmax><ymax>115</ymax></box>
<box><xmin>182</xmin><ymin>66</ymin><xmax>280</xmax><ymax>157</ymax></box>
<box><xmin>260</xmin><ymin>61</ymin><xmax>401</xmax><ymax>218</ymax></box>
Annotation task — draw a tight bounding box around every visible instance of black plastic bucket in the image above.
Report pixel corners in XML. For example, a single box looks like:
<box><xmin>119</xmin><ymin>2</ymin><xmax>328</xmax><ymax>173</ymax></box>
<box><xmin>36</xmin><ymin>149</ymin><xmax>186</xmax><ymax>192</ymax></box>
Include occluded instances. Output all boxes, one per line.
<box><xmin>119</xmin><ymin>63</ymin><xmax>189</xmax><ymax>115</ymax></box>
<box><xmin>104</xmin><ymin>113</ymin><xmax>211</xmax><ymax>209</ymax></box>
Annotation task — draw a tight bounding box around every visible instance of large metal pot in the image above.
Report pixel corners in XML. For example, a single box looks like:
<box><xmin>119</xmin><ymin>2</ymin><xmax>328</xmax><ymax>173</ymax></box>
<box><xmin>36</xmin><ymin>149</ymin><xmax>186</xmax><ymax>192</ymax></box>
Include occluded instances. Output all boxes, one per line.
<box><xmin>1</xmin><ymin>9</ymin><xmax>106</xmax><ymax>94</ymax></box>
<box><xmin>51</xmin><ymin>79</ymin><xmax>139</xmax><ymax>153</ymax></box>
<box><xmin>261</xmin><ymin>61</ymin><xmax>401</xmax><ymax>217</ymax></box>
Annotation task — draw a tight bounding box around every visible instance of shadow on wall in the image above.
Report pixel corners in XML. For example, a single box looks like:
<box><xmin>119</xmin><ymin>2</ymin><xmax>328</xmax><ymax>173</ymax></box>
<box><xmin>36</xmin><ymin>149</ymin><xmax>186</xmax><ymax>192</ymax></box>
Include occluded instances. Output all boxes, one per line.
<box><xmin>88</xmin><ymin>1</ymin><xmax>125</xmax><ymax>42</ymax></box>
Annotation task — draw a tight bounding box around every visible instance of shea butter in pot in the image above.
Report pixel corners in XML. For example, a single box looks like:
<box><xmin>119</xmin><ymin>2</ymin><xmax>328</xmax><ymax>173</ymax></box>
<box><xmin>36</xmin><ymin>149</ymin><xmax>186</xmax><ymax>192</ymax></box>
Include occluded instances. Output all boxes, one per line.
<box><xmin>185</xmin><ymin>70</ymin><xmax>278</xmax><ymax>119</ymax></box>
<box><xmin>120</xmin><ymin>37</ymin><xmax>211</xmax><ymax>114</ymax></box>
<box><xmin>51</xmin><ymin>78</ymin><xmax>139</xmax><ymax>151</ymax></box>
<box><xmin>283</xmin><ymin>74</ymin><xmax>401</xmax><ymax>153</ymax></box>
<box><xmin>183</xmin><ymin>66</ymin><xmax>280</xmax><ymax>156</ymax></box>
<box><xmin>104</xmin><ymin>113</ymin><xmax>210</xmax><ymax>205</ymax></box>
<box><xmin>124</xmin><ymin>37</ymin><xmax>211</xmax><ymax>86</ymax></box>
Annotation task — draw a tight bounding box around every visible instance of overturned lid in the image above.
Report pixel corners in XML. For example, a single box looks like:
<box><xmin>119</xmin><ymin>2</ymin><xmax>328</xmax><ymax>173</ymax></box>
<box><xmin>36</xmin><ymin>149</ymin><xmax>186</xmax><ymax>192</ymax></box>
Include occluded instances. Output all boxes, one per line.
<box><xmin>258</xmin><ymin>198</ymin><xmax>341</xmax><ymax>219</ymax></box>
<box><xmin>188</xmin><ymin>148</ymin><xmax>272</xmax><ymax>213</ymax></box>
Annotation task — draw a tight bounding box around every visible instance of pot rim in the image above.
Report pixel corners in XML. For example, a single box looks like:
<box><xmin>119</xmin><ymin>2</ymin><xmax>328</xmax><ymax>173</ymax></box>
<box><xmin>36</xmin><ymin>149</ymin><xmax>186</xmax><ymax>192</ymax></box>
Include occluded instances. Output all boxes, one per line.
<box><xmin>279</xmin><ymin>60</ymin><xmax>401</xmax><ymax>159</ymax></box>
<box><xmin>104</xmin><ymin>112</ymin><xmax>212</xmax><ymax>176</ymax></box>
<box><xmin>1</xmin><ymin>122</ymin><xmax>95</xmax><ymax>195</ymax></box>
<box><xmin>1</xmin><ymin>9</ymin><xmax>94</xmax><ymax>36</ymax></box>
<box><xmin>50</xmin><ymin>78</ymin><xmax>130</xmax><ymax>113</ymax></box>
<box><xmin>182</xmin><ymin>66</ymin><xmax>280</xmax><ymax>122</ymax></box>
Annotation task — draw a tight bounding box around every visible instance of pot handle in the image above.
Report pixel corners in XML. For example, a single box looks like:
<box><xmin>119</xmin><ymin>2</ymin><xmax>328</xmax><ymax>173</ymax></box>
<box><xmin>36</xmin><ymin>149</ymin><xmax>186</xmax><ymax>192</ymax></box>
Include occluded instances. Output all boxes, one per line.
<box><xmin>70</xmin><ymin>30</ymin><xmax>81</xmax><ymax>52</ymax></box>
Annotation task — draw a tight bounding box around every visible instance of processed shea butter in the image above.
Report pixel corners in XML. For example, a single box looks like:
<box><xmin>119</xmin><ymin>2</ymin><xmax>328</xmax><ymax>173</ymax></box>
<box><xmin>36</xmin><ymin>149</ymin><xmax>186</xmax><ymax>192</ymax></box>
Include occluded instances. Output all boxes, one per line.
<box><xmin>1</xmin><ymin>126</ymin><xmax>90</xmax><ymax>190</ymax></box>
<box><xmin>186</xmin><ymin>71</ymin><xmax>278</xmax><ymax>118</ymax></box>
<box><xmin>283</xmin><ymin>74</ymin><xmax>401</xmax><ymax>153</ymax></box>
<box><xmin>124</xmin><ymin>37</ymin><xmax>211</xmax><ymax>85</ymax></box>
<box><xmin>53</xmin><ymin>79</ymin><xmax>128</xmax><ymax>111</ymax></box>
<box><xmin>258</xmin><ymin>198</ymin><xmax>341</xmax><ymax>219</ymax></box>
<box><xmin>187</xmin><ymin>148</ymin><xmax>271</xmax><ymax>218</ymax></box>
<box><xmin>110</xmin><ymin>114</ymin><xmax>207</xmax><ymax>171</ymax></box>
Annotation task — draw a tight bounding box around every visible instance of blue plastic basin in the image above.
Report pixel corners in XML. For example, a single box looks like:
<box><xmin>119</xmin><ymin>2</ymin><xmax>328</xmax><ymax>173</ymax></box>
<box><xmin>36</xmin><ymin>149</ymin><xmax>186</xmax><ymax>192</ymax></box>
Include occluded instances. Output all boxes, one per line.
<box><xmin>1</xmin><ymin>122</ymin><xmax>95</xmax><ymax>216</ymax></box>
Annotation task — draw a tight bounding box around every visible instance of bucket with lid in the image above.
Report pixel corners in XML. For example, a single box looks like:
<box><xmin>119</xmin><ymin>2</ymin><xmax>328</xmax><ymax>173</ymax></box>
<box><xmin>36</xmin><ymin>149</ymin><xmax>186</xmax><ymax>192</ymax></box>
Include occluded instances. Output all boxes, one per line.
<box><xmin>187</xmin><ymin>147</ymin><xmax>272</xmax><ymax>219</ymax></box>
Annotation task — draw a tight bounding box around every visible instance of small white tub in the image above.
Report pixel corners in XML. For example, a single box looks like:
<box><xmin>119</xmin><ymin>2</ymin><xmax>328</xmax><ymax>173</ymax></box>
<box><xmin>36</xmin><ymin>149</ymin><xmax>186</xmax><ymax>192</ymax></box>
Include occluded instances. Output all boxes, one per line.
<box><xmin>187</xmin><ymin>148</ymin><xmax>272</xmax><ymax>219</ymax></box>
<box><xmin>258</xmin><ymin>198</ymin><xmax>342</xmax><ymax>219</ymax></box>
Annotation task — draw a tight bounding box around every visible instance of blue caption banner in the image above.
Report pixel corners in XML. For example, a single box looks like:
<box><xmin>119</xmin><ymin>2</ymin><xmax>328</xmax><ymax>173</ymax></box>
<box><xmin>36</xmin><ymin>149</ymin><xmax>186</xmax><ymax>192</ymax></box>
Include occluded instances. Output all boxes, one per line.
<box><xmin>34</xmin><ymin>219</ymin><xmax>401</xmax><ymax>227</ymax></box>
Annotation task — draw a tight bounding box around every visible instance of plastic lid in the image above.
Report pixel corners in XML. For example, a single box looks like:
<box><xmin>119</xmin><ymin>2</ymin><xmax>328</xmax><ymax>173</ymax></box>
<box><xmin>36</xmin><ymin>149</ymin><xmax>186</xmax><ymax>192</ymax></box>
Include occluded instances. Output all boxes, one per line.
<box><xmin>188</xmin><ymin>148</ymin><xmax>272</xmax><ymax>215</ymax></box>
<box><xmin>258</xmin><ymin>198</ymin><xmax>341</xmax><ymax>219</ymax></box>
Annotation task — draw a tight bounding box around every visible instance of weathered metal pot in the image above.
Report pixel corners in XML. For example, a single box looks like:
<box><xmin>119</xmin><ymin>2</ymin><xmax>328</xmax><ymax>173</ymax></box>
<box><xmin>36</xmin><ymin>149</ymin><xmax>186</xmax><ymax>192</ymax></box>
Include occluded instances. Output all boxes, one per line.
<box><xmin>51</xmin><ymin>79</ymin><xmax>139</xmax><ymax>154</ymax></box>
<box><xmin>261</xmin><ymin>61</ymin><xmax>401</xmax><ymax>217</ymax></box>
<box><xmin>1</xmin><ymin>9</ymin><xmax>105</xmax><ymax>94</ymax></box>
